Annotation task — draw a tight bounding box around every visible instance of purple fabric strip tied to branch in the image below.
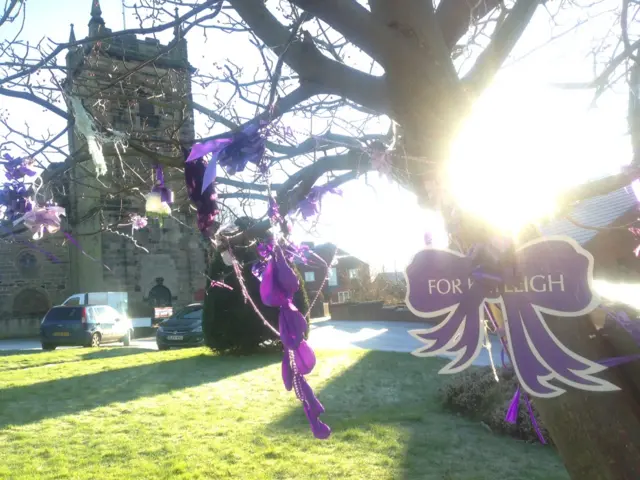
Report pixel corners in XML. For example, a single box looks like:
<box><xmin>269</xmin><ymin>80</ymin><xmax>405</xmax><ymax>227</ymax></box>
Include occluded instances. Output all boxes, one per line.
<box><xmin>2</xmin><ymin>154</ymin><xmax>36</xmax><ymax>181</ymax></box>
<box><xmin>184</xmin><ymin>153</ymin><xmax>220</xmax><ymax>235</ymax></box>
<box><xmin>598</xmin><ymin>354</ymin><xmax>640</xmax><ymax>368</ymax></box>
<box><xmin>260</xmin><ymin>245</ymin><xmax>330</xmax><ymax>439</ymax></box>
<box><xmin>504</xmin><ymin>386</ymin><xmax>547</xmax><ymax>444</ymax></box>
<box><xmin>294</xmin><ymin>185</ymin><xmax>342</xmax><ymax>221</ymax></box>
<box><xmin>482</xmin><ymin>291</ymin><xmax>547</xmax><ymax>445</ymax></box>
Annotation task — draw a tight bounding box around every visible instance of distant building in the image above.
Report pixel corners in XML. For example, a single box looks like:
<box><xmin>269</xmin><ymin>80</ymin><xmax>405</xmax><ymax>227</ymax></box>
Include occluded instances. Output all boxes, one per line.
<box><xmin>539</xmin><ymin>183</ymin><xmax>640</xmax><ymax>281</ymax></box>
<box><xmin>296</xmin><ymin>242</ymin><xmax>370</xmax><ymax>304</ymax></box>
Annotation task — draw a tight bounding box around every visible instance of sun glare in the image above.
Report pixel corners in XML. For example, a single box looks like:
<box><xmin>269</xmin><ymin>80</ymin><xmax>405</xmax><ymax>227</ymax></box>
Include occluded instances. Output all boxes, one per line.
<box><xmin>446</xmin><ymin>75</ymin><xmax>629</xmax><ymax>235</ymax></box>
<box><xmin>293</xmin><ymin>176</ymin><xmax>448</xmax><ymax>272</ymax></box>
<box><xmin>593</xmin><ymin>280</ymin><xmax>640</xmax><ymax>310</ymax></box>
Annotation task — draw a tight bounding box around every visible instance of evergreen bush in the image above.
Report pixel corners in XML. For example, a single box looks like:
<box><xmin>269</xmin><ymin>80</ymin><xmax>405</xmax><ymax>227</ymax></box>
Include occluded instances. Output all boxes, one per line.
<box><xmin>202</xmin><ymin>243</ymin><xmax>309</xmax><ymax>354</ymax></box>
<box><xmin>439</xmin><ymin>366</ymin><xmax>552</xmax><ymax>444</ymax></box>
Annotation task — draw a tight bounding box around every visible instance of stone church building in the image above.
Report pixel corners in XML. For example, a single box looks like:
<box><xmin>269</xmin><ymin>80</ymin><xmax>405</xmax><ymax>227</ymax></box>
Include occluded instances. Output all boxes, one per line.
<box><xmin>0</xmin><ymin>2</ymin><xmax>206</xmax><ymax>329</ymax></box>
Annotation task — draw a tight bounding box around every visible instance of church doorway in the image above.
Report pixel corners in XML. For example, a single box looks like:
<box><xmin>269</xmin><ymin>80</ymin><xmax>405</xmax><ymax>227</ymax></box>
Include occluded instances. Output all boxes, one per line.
<box><xmin>147</xmin><ymin>277</ymin><xmax>173</xmax><ymax>324</ymax></box>
<box><xmin>13</xmin><ymin>289</ymin><xmax>51</xmax><ymax>317</ymax></box>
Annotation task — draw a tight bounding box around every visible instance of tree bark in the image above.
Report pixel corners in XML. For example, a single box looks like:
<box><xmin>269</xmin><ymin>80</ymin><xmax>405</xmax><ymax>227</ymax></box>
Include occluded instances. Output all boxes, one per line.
<box><xmin>367</xmin><ymin>0</ymin><xmax>471</xmax><ymax>201</ymax></box>
<box><xmin>533</xmin><ymin>314</ymin><xmax>640</xmax><ymax>480</ymax></box>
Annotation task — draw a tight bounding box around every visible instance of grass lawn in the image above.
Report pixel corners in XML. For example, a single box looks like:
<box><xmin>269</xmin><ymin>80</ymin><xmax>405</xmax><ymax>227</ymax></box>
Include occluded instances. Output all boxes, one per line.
<box><xmin>0</xmin><ymin>346</ymin><xmax>569</xmax><ymax>480</ymax></box>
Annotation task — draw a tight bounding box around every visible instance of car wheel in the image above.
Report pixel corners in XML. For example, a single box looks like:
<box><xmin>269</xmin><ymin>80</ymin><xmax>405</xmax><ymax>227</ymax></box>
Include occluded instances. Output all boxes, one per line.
<box><xmin>89</xmin><ymin>333</ymin><xmax>101</xmax><ymax>348</ymax></box>
<box><xmin>41</xmin><ymin>343</ymin><xmax>56</xmax><ymax>351</ymax></box>
<box><xmin>157</xmin><ymin>344</ymin><xmax>169</xmax><ymax>351</ymax></box>
<box><xmin>122</xmin><ymin>331</ymin><xmax>131</xmax><ymax>347</ymax></box>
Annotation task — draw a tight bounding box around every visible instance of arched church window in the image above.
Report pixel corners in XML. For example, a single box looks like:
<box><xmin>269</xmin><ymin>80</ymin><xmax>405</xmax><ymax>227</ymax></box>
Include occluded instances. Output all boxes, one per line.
<box><xmin>15</xmin><ymin>250</ymin><xmax>40</xmax><ymax>278</ymax></box>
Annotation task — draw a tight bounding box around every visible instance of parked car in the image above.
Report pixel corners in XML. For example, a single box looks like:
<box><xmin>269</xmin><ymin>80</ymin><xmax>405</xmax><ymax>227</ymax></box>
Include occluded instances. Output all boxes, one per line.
<box><xmin>40</xmin><ymin>305</ymin><xmax>134</xmax><ymax>350</ymax></box>
<box><xmin>156</xmin><ymin>303</ymin><xmax>204</xmax><ymax>350</ymax></box>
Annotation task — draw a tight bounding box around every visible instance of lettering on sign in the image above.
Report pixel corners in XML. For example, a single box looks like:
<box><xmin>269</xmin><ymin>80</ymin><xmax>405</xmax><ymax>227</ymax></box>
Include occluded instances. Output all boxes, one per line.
<box><xmin>425</xmin><ymin>274</ymin><xmax>565</xmax><ymax>295</ymax></box>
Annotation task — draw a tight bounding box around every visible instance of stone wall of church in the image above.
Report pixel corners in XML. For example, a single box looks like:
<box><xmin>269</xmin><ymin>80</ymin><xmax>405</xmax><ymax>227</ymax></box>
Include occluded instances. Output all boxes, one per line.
<box><xmin>61</xmin><ymin>35</ymin><xmax>204</xmax><ymax>309</ymax></box>
<box><xmin>0</xmin><ymin>26</ymin><xmax>205</xmax><ymax>337</ymax></box>
<box><xmin>100</xmin><ymin>213</ymin><xmax>207</xmax><ymax>318</ymax></box>
<box><xmin>0</xmin><ymin>232</ymin><xmax>71</xmax><ymax>337</ymax></box>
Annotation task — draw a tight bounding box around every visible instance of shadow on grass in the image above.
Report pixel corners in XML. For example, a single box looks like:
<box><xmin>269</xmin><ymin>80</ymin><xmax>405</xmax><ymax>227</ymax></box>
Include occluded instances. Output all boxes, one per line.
<box><xmin>80</xmin><ymin>347</ymin><xmax>150</xmax><ymax>361</ymax></box>
<box><xmin>307</xmin><ymin>320</ymin><xmax>433</xmax><ymax>353</ymax></box>
<box><xmin>269</xmin><ymin>351</ymin><xmax>441</xmax><ymax>433</ymax></box>
<box><xmin>268</xmin><ymin>351</ymin><xmax>567</xmax><ymax>480</ymax></box>
<box><xmin>0</xmin><ymin>348</ymin><xmax>155</xmax><ymax>373</ymax></box>
<box><xmin>0</xmin><ymin>352</ymin><xmax>279</xmax><ymax>430</ymax></box>
<box><xmin>0</xmin><ymin>347</ymin><xmax>151</xmax><ymax>359</ymax></box>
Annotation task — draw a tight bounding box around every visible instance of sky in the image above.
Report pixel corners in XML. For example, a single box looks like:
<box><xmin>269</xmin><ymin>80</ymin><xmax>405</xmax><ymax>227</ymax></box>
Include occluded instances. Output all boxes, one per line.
<box><xmin>0</xmin><ymin>0</ymin><xmax>634</xmax><ymax>273</ymax></box>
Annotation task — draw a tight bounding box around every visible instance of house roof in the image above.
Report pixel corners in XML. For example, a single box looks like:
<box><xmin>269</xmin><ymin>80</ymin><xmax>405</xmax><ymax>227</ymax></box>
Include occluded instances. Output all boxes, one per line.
<box><xmin>296</xmin><ymin>242</ymin><xmax>367</xmax><ymax>266</ymax></box>
<box><xmin>539</xmin><ymin>185</ymin><xmax>638</xmax><ymax>245</ymax></box>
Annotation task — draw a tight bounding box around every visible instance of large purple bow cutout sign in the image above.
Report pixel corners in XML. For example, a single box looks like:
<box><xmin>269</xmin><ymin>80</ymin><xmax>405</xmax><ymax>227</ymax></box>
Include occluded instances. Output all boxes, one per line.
<box><xmin>405</xmin><ymin>236</ymin><xmax>620</xmax><ymax>398</ymax></box>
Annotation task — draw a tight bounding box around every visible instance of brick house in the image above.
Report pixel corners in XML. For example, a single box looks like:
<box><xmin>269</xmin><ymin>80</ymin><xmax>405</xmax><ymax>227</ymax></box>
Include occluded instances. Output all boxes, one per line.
<box><xmin>296</xmin><ymin>242</ymin><xmax>370</xmax><ymax>304</ymax></box>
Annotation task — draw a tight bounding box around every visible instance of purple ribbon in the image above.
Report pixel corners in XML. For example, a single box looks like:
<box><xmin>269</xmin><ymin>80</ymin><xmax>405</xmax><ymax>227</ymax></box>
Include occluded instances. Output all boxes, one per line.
<box><xmin>605</xmin><ymin>309</ymin><xmax>640</xmax><ymax>344</ymax></box>
<box><xmin>598</xmin><ymin>354</ymin><xmax>640</xmax><ymax>368</ymax></box>
<box><xmin>484</xmin><ymin>304</ymin><xmax>547</xmax><ymax>445</ymax></box>
<box><xmin>186</xmin><ymin>123</ymin><xmax>267</xmax><ymax>193</ymax></box>
<box><xmin>151</xmin><ymin>165</ymin><xmax>174</xmax><ymax>204</ymax></box>
<box><xmin>260</xmin><ymin>245</ymin><xmax>330</xmax><ymax>439</ymax></box>
<box><xmin>407</xmin><ymin>237</ymin><xmax>619</xmax><ymax>398</ymax></box>
<box><xmin>0</xmin><ymin>224</ymin><xmax>62</xmax><ymax>263</ymax></box>
<box><xmin>504</xmin><ymin>386</ymin><xmax>547</xmax><ymax>444</ymax></box>
<box><xmin>64</xmin><ymin>232</ymin><xmax>111</xmax><ymax>272</ymax></box>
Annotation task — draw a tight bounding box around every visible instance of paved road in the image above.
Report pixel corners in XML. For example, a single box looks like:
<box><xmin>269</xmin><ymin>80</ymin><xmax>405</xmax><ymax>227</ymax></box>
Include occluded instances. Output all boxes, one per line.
<box><xmin>309</xmin><ymin>320</ymin><xmax>502</xmax><ymax>367</ymax></box>
<box><xmin>0</xmin><ymin>337</ymin><xmax>158</xmax><ymax>351</ymax></box>
<box><xmin>0</xmin><ymin>320</ymin><xmax>502</xmax><ymax>367</ymax></box>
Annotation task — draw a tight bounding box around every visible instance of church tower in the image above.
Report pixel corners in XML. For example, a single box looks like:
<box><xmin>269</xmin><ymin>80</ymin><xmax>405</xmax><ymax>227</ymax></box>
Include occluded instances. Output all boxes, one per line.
<box><xmin>62</xmin><ymin>1</ymin><xmax>205</xmax><ymax>317</ymax></box>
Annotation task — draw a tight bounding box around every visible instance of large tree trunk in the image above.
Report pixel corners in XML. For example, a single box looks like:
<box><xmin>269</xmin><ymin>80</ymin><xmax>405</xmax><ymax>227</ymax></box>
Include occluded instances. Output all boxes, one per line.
<box><xmin>533</xmin><ymin>313</ymin><xmax>640</xmax><ymax>480</ymax></box>
<box><xmin>368</xmin><ymin>0</ymin><xmax>472</xmax><ymax>205</ymax></box>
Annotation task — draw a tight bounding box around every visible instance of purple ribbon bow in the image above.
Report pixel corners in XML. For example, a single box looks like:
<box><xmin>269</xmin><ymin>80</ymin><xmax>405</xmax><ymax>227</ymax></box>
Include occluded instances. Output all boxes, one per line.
<box><xmin>186</xmin><ymin>123</ymin><xmax>267</xmax><ymax>194</ymax></box>
<box><xmin>407</xmin><ymin>236</ymin><xmax>620</xmax><ymax>398</ymax></box>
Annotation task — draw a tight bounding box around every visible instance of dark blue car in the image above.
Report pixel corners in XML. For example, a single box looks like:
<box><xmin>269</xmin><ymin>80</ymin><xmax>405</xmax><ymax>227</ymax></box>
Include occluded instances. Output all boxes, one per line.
<box><xmin>40</xmin><ymin>305</ymin><xmax>133</xmax><ymax>350</ymax></box>
<box><xmin>156</xmin><ymin>303</ymin><xmax>204</xmax><ymax>350</ymax></box>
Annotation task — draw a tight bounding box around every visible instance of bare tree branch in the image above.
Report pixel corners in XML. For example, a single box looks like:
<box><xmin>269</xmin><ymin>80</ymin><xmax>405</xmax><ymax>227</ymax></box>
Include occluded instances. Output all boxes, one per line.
<box><xmin>289</xmin><ymin>0</ymin><xmax>397</xmax><ymax>64</ymax></box>
<box><xmin>0</xmin><ymin>86</ymin><xmax>67</xmax><ymax>118</ymax></box>
<box><xmin>463</xmin><ymin>0</ymin><xmax>541</xmax><ymax>93</ymax></box>
<box><xmin>436</xmin><ymin>0</ymin><xmax>502</xmax><ymax>50</ymax></box>
<box><xmin>228</xmin><ymin>0</ymin><xmax>390</xmax><ymax>113</ymax></box>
